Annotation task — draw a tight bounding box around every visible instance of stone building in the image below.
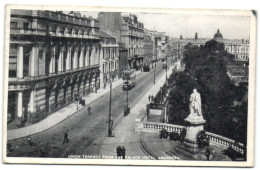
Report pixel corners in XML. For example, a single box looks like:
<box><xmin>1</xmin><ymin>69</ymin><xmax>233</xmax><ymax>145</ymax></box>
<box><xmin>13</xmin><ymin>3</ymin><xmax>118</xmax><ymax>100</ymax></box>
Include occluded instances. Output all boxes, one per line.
<box><xmin>118</xmin><ymin>43</ymin><xmax>128</xmax><ymax>78</ymax></box>
<box><xmin>213</xmin><ymin>29</ymin><xmax>224</xmax><ymax>43</ymax></box>
<box><xmin>98</xmin><ymin>12</ymin><xmax>145</xmax><ymax>70</ymax></box>
<box><xmin>143</xmin><ymin>32</ymin><xmax>154</xmax><ymax>67</ymax></box>
<box><xmin>99</xmin><ymin>31</ymin><xmax>119</xmax><ymax>89</ymax></box>
<box><xmin>8</xmin><ymin>10</ymin><xmax>100</xmax><ymax>127</ymax></box>
<box><xmin>151</xmin><ymin>32</ymin><xmax>169</xmax><ymax>61</ymax></box>
<box><xmin>225</xmin><ymin>39</ymin><xmax>250</xmax><ymax>61</ymax></box>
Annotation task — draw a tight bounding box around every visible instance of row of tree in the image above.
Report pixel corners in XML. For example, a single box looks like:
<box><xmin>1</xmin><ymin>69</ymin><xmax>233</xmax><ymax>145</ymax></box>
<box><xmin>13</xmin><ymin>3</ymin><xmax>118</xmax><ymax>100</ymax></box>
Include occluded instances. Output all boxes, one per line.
<box><xmin>167</xmin><ymin>40</ymin><xmax>248</xmax><ymax>144</ymax></box>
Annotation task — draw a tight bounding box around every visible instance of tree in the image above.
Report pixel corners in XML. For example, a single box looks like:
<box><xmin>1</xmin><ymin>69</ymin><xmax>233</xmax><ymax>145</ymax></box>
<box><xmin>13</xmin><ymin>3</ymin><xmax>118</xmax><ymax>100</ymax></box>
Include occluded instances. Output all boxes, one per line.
<box><xmin>168</xmin><ymin>39</ymin><xmax>248</xmax><ymax>141</ymax></box>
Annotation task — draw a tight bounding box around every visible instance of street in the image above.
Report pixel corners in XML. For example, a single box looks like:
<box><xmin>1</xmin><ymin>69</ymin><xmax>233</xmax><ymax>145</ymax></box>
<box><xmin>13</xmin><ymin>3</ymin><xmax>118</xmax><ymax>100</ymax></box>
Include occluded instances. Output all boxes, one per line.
<box><xmin>8</xmin><ymin>62</ymin><xmax>166</xmax><ymax>158</ymax></box>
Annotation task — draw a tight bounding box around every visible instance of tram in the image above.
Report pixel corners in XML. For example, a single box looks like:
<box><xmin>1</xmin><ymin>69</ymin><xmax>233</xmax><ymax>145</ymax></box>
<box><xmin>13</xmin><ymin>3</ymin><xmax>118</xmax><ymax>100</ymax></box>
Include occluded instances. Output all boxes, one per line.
<box><xmin>122</xmin><ymin>69</ymin><xmax>136</xmax><ymax>90</ymax></box>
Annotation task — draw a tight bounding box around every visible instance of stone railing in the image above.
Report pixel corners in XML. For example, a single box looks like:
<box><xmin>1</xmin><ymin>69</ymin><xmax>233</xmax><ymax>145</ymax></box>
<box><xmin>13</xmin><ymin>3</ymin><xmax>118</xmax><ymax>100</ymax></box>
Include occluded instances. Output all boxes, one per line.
<box><xmin>135</xmin><ymin>121</ymin><xmax>184</xmax><ymax>134</ymax></box>
<box><xmin>135</xmin><ymin>121</ymin><xmax>245</xmax><ymax>154</ymax></box>
<box><xmin>206</xmin><ymin>132</ymin><xmax>244</xmax><ymax>154</ymax></box>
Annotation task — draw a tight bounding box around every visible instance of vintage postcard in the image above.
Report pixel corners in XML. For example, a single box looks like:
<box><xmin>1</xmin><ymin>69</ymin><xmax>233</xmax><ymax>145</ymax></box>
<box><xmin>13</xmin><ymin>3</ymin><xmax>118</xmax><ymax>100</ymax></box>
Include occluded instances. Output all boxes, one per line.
<box><xmin>2</xmin><ymin>5</ymin><xmax>256</xmax><ymax>167</ymax></box>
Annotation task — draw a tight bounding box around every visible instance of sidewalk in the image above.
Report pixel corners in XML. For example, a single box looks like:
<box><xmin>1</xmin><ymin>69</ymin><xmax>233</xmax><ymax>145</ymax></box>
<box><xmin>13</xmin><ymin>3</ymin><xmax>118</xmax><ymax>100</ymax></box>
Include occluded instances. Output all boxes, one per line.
<box><xmin>140</xmin><ymin>133</ymin><xmax>232</xmax><ymax>161</ymax></box>
<box><xmin>7</xmin><ymin>71</ymin><xmax>142</xmax><ymax>141</ymax></box>
<box><xmin>99</xmin><ymin>66</ymin><xmax>173</xmax><ymax>158</ymax></box>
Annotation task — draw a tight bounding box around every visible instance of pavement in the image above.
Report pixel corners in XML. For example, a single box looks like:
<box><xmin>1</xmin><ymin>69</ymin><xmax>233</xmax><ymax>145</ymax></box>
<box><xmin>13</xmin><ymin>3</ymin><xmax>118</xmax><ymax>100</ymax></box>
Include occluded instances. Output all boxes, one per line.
<box><xmin>140</xmin><ymin>133</ymin><xmax>232</xmax><ymax>161</ymax></box>
<box><xmin>7</xmin><ymin>70</ymin><xmax>143</xmax><ymax>141</ymax></box>
<box><xmin>99</xmin><ymin>66</ymin><xmax>174</xmax><ymax>159</ymax></box>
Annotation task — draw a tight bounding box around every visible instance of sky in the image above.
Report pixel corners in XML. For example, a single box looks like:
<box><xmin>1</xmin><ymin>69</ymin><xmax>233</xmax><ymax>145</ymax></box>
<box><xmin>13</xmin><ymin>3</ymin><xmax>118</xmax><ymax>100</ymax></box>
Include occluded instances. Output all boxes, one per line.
<box><xmin>64</xmin><ymin>11</ymin><xmax>250</xmax><ymax>39</ymax></box>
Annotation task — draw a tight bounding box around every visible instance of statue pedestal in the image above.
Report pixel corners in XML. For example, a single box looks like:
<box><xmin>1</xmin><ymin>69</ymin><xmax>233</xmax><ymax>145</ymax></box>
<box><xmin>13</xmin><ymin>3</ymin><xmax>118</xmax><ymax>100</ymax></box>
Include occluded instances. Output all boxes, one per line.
<box><xmin>173</xmin><ymin>115</ymin><xmax>207</xmax><ymax>160</ymax></box>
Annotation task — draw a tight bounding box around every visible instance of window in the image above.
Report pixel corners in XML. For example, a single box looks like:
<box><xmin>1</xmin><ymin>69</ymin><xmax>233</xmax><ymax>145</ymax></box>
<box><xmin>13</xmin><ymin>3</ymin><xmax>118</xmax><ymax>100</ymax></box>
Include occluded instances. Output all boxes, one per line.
<box><xmin>23</xmin><ymin>23</ymin><xmax>29</xmax><ymax>30</ymax></box>
<box><xmin>10</xmin><ymin>22</ymin><xmax>17</xmax><ymax>29</ymax></box>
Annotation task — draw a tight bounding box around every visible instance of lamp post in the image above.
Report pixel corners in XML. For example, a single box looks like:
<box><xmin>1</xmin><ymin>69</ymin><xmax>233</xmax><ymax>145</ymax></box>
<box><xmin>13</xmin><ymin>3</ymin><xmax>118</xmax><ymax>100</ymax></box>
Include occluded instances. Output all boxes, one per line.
<box><xmin>154</xmin><ymin>53</ymin><xmax>157</xmax><ymax>84</ymax></box>
<box><xmin>108</xmin><ymin>78</ymin><xmax>113</xmax><ymax>137</ymax></box>
<box><xmin>126</xmin><ymin>76</ymin><xmax>129</xmax><ymax>109</ymax></box>
<box><xmin>166</xmin><ymin>56</ymin><xmax>168</xmax><ymax>81</ymax></box>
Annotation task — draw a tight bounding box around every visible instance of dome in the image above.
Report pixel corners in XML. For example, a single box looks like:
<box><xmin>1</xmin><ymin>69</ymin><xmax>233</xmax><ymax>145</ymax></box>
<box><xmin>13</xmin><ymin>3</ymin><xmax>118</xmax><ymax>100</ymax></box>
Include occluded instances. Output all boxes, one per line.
<box><xmin>214</xmin><ymin>29</ymin><xmax>223</xmax><ymax>39</ymax></box>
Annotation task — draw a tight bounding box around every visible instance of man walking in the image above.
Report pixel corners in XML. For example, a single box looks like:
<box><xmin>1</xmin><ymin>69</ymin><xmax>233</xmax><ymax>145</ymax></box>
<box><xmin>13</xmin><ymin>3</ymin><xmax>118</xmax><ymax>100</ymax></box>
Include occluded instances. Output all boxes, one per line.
<box><xmin>121</xmin><ymin>146</ymin><xmax>126</xmax><ymax>159</ymax></box>
<box><xmin>63</xmin><ymin>130</ymin><xmax>69</xmax><ymax>144</ymax></box>
<box><xmin>116</xmin><ymin>145</ymin><xmax>122</xmax><ymax>158</ymax></box>
<box><xmin>205</xmin><ymin>146</ymin><xmax>211</xmax><ymax>160</ymax></box>
<box><xmin>27</xmin><ymin>136</ymin><xmax>33</xmax><ymax>148</ymax></box>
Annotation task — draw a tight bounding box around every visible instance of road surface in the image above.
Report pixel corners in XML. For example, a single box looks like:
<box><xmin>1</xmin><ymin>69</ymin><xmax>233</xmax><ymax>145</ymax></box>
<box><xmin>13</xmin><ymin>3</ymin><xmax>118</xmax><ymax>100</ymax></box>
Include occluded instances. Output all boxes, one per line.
<box><xmin>8</xmin><ymin>62</ymin><xmax>166</xmax><ymax>158</ymax></box>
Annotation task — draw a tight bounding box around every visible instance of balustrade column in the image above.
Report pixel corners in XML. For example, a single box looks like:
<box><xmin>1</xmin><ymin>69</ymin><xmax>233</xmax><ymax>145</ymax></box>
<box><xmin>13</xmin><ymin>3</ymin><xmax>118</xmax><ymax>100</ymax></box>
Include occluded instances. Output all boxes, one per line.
<box><xmin>29</xmin><ymin>45</ymin><xmax>36</xmax><ymax>77</ymax></box>
<box><xmin>79</xmin><ymin>47</ymin><xmax>84</xmax><ymax>68</ymax></box>
<box><xmin>49</xmin><ymin>53</ymin><xmax>53</xmax><ymax>74</ymax></box>
<box><xmin>58</xmin><ymin>47</ymin><xmax>63</xmax><ymax>72</ymax></box>
<box><xmin>85</xmin><ymin>46</ymin><xmax>89</xmax><ymax>67</ymax></box>
<box><xmin>66</xmin><ymin>46</ymin><xmax>71</xmax><ymax>71</ymax></box>
<box><xmin>29</xmin><ymin>88</ymin><xmax>35</xmax><ymax>115</ymax></box>
<box><xmin>17</xmin><ymin>44</ymin><xmax>24</xmax><ymax>79</ymax></box>
<box><xmin>17</xmin><ymin>92</ymin><xmax>23</xmax><ymax>118</ymax></box>
<box><xmin>52</xmin><ymin>47</ymin><xmax>56</xmax><ymax>73</ymax></box>
<box><xmin>90</xmin><ymin>45</ymin><xmax>95</xmax><ymax>66</ymax></box>
<box><xmin>73</xmin><ymin>48</ymin><xmax>78</xmax><ymax>69</ymax></box>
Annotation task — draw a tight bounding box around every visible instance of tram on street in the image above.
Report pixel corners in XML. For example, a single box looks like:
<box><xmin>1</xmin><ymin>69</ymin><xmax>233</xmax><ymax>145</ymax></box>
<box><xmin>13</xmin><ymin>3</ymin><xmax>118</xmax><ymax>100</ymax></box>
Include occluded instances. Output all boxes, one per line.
<box><xmin>122</xmin><ymin>69</ymin><xmax>136</xmax><ymax>90</ymax></box>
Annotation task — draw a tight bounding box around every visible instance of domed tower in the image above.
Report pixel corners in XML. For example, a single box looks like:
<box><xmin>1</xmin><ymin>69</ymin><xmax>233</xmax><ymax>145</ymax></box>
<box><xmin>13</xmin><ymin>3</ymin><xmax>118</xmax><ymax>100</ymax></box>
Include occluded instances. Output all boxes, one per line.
<box><xmin>213</xmin><ymin>29</ymin><xmax>223</xmax><ymax>42</ymax></box>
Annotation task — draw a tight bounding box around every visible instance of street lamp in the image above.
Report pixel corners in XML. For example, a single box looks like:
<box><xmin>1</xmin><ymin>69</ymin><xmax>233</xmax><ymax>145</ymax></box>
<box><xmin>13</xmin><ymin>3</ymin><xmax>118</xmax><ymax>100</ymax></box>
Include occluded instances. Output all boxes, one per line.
<box><xmin>154</xmin><ymin>53</ymin><xmax>157</xmax><ymax>84</ymax></box>
<box><xmin>108</xmin><ymin>78</ymin><xmax>114</xmax><ymax>137</ymax></box>
<box><xmin>166</xmin><ymin>55</ymin><xmax>168</xmax><ymax>81</ymax></box>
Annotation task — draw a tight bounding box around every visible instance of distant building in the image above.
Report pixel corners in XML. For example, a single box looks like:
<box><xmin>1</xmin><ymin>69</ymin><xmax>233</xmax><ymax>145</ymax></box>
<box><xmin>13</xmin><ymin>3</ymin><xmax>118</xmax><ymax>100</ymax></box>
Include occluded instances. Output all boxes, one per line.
<box><xmin>8</xmin><ymin>10</ymin><xmax>100</xmax><ymax>127</ymax></box>
<box><xmin>213</xmin><ymin>29</ymin><xmax>224</xmax><ymax>42</ymax></box>
<box><xmin>118</xmin><ymin>43</ymin><xmax>128</xmax><ymax>78</ymax></box>
<box><xmin>98</xmin><ymin>12</ymin><xmax>145</xmax><ymax>70</ymax></box>
<box><xmin>225</xmin><ymin>39</ymin><xmax>250</xmax><ymax>61</ymax></box>
<box><xmin>227</xmin><ymin>66</ymin><xmax>248</xmax><ymax>86</ymax></box>
<box><xmin>143</xmin><ymin>32</ymin><xmax>154</xmax><ymax>67</ymax></box>
<box><xmin>99</xmin><ymin>31</ymin><xmax>119</xmax><ymax>89</ymax></box>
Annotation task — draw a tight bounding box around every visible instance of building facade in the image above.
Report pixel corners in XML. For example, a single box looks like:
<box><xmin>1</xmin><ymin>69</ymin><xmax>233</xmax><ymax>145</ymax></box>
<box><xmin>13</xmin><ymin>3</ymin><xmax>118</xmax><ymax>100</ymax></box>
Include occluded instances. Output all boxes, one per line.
<box><xmin>8</xmin><ymin>10</ymin><xmax>100</xmax><ymax>127</ymax></box>
<box><xmin>118</xmin><ymin>43</ymin><xmax>128</xmax><ymax>78</ymax></box>
<box><xmin>225</xmin><ymin>39</ymin><xmax>250</xmax><ymax>61</ymax></box>
<box><xmin>98</xmin><ymin>12</ymin><xmax>145</xmax><ymax>70</ymax></box>
<box><xmin>143</xmin><ymin>32</ymin><xmax>154</xmax><ymax>67</ymax></box>
<box><xmin>213</xmin><ymin>29</ymin><xmax>224</xmax><ymax>42</ymax></box>
<box><xmin>99</xmin><ymin>31</ymin><xmax>119</xmax><ymax>89</ymax></box>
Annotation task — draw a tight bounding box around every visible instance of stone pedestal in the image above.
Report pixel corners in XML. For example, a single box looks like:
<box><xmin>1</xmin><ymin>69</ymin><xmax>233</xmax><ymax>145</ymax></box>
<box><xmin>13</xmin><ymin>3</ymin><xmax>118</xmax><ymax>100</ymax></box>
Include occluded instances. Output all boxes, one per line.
<box><xmin>173</xmin><ymin>115</ymin><xmax>207</xmax><ymax>160</ymax></box>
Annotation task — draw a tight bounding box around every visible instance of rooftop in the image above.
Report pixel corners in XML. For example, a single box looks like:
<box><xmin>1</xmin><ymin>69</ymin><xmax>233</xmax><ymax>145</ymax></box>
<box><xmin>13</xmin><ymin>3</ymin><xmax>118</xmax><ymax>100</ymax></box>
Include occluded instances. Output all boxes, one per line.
<box><xmin>100</xmin><ymin>31</ymin><xmax>116</xmax><ymax>39</ymax></box>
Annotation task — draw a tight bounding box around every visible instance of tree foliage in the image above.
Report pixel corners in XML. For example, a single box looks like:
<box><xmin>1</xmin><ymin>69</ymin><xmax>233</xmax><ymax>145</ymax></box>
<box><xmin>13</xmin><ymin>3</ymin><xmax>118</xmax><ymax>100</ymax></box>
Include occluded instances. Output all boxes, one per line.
<box><xmin>168</xmin><ymin>40</ymin><xmax>248</xmax><ymax>142</ymax></box>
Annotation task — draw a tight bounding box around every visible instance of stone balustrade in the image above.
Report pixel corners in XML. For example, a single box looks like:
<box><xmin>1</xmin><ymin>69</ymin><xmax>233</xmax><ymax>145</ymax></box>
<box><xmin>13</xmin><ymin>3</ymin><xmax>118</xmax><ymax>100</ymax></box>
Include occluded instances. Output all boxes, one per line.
<box><xmin>205</xmin><ymin>132</ymin><xmax>244</xmax><ymax>154</ymax></box>
<box><xmin>135</xmin><ymin>121</ymin><xmax>245</xmax><ymax>154</ymax></box>
<box><xmin>135</xmin><ymin>121</ymin><xmax>184</xmax><ymax>134</ymax></box>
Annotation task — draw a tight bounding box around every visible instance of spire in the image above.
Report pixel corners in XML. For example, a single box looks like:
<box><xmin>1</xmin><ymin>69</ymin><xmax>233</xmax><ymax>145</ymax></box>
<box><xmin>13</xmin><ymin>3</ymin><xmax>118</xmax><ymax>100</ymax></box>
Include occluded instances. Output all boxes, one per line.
<box><xmin>217</xmin><ymin>29</ymin><xmax>220</xmax><ymax>33</ymax></box>
<box><xmin>195</xmin><ymin>32</ymin><xmax>198</xmax><ymax>41</ymax></box>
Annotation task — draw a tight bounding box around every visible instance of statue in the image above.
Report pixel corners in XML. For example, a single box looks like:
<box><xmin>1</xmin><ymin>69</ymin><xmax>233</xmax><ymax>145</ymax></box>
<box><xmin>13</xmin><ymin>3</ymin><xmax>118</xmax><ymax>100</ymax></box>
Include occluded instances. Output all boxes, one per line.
<box><xmin>189</xmin><ymin>89</ymin><xmax>202</xmax><ymax>117</ymax></box>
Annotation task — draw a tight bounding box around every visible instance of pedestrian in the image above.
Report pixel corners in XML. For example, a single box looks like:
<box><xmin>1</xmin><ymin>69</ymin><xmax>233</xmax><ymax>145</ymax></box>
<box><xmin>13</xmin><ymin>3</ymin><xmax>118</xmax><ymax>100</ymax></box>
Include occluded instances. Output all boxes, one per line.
<box><xmin>121</xmin><ymin>146</ymin><xmax>126</xmax><ymax>159</ymax></box>
<box><xmin>205</xmin><ymin>146</ymin><xmax>211</xmax><ymax>160</ymax></box>
<box><xmin>63</xmin><ymin>130</ymin><xmax>69</xmax><ymax>144</ymax></box>
<box><xmin>27</xmin><ymin>135</ymin><xmax>33</xmax><ymax>148</ymax></box>
<box><xmin>148</xmin><ymin>95</ymin><xmax>151</xmax><ymax>101</ymax></box>
<box><xmin>87</xmin><ymin>106</ymin><xmax>91</xmax><ymax>115</ymax></box>
<box><xmin>151</xmin><ymin>95</ymin><xmax>154</xmax><ymax>102</ymax></box>
<box><xmin>116</xmin><ymin>145</ymin><xmax>122</xmax><ymax>158</ymax></box>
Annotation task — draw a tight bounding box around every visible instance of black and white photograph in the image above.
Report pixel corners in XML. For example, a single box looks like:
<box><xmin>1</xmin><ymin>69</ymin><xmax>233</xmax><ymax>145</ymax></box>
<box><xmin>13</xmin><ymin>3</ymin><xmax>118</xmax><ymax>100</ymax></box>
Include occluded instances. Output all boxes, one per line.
<box><xmin>2</xmin><ymin>4</ymin><xmax>256</xmax><ymax>167</ymax></box>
